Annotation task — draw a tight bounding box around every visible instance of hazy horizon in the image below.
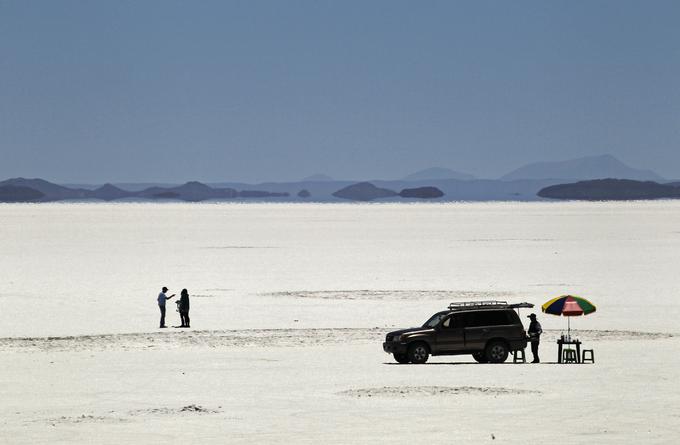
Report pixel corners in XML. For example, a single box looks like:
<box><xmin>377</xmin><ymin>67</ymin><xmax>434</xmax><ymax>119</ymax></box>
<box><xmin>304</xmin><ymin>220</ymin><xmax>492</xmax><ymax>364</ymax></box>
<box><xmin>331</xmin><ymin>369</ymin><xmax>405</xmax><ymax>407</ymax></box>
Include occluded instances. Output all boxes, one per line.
<box><xmin>7</xmin><ymin>152</ymin><xmax>671</xmax><ymax>186</ymax></box>
<box><xmin>2</xmin><ymin>1</ymin><xmax>679</xmax><ymax>183</ymax></box>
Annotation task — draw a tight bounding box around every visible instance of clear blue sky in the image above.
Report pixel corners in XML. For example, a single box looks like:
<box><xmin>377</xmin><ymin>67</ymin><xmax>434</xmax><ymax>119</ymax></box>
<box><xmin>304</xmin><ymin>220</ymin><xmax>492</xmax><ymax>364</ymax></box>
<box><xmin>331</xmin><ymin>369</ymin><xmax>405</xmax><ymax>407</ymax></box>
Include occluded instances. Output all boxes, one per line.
<box><xmin>1</xmin><ymin>0</ymin><xmax>679</xmax><ymax>183</ymax></box>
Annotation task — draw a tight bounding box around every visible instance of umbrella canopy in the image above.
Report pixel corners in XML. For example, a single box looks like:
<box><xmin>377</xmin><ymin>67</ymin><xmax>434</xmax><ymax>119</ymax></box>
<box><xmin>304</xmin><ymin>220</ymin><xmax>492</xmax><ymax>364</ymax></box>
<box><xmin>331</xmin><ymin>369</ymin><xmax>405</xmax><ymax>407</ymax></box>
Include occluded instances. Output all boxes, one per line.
<box><xmin>542</xmin><ymin>295</ymin><xmax>596</xmax><ymax>316</ymax></box>
<box><xmin>542</xmin><ymin>295</ymin><xmax>596</xmax><ymax>336</ymax></box>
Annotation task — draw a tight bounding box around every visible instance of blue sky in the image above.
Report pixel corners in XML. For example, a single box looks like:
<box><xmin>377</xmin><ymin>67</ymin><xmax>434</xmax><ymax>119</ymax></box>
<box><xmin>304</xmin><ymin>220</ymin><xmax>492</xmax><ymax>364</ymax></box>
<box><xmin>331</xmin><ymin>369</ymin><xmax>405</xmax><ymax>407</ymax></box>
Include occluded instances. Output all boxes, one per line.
<box><xmin>1</xmin><ymin>0</ymin><xmax>679</xmax><ymax>183</ymax></box>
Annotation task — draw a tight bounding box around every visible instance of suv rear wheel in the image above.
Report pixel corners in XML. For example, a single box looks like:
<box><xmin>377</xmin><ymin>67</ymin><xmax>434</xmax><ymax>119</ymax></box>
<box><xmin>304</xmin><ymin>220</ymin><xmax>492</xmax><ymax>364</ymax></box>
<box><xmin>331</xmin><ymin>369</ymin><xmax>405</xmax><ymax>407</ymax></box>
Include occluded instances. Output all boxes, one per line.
<box><xmin>407</xmin><ymin>343</ymin><xmax>430</xmax><ymax>364</ymax></box>
<box><xmin>485</xmin><ymin>340</ymin><xmax>509</xmax><ymax>363</ymax></box>
<box><xmin>393</xmin><ymin>353</ymin><xmax>409</xmax><ymax>364</ymax></box>
<box><xmin>472</xmin><ymin>352</ymin><xmax>488</xmax><ymax>363</ymax></box>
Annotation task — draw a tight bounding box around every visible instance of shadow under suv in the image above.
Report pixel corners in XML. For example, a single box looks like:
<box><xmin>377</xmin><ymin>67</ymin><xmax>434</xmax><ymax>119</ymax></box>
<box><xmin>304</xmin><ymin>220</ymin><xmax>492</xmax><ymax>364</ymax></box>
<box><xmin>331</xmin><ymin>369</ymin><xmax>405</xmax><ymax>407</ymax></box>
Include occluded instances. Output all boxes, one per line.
<box><xmin>383</xmin><ymin>301</ymin><xmax>533</xmax><ymax>364</ymax></box>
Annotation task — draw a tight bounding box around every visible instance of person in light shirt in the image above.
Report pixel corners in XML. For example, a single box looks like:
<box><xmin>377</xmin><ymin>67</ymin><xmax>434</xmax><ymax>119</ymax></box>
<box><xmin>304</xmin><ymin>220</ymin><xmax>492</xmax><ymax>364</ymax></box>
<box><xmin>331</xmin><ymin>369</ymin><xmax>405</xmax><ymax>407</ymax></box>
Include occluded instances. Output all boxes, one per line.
<box><xmin>157</xmin><ymin>286</ymin><xmax>175</xmax><ymax>328</ymax></box>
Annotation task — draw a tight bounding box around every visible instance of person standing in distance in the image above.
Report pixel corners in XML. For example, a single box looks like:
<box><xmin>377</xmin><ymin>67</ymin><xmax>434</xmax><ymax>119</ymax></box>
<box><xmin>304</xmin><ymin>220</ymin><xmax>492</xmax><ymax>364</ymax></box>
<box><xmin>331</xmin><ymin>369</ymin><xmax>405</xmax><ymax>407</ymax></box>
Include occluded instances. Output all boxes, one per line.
<box><xmin>179</xmin><ymin>288</ymin><xmax>190</xmax><ymax>328</ymax></box>
<box><xmin>527</xmin><ymin>313</ymin><xmax>542</xmax><ymax>363</ymax></box>
<box><xmin>157</xmin><ymin>286</ymin><xmax>175</xmax><ymax>328</ymax></box>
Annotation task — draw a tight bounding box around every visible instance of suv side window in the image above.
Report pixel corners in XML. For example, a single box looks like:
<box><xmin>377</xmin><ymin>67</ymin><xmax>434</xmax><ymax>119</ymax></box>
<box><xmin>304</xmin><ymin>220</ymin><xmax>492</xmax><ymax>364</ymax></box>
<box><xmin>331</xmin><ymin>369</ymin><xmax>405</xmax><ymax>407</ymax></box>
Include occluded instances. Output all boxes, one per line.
<box><xmin>469</xmin><ymin>310</ymin><xmax>511</xmax><ymax>327</ymax></box>
<box><xmin>506</xmin><ymin>310</ymin><xmax>521</xmax><ymax>324</ymax></box>
<box><xmin>457</xmin><ymin>312</ymin><xmax>476</xmax><ymax>327</ymax></box>
<box><xmin>441</xmin><ymin>314</ymin><xmax>464</xmax><ymax>329</ymax></box>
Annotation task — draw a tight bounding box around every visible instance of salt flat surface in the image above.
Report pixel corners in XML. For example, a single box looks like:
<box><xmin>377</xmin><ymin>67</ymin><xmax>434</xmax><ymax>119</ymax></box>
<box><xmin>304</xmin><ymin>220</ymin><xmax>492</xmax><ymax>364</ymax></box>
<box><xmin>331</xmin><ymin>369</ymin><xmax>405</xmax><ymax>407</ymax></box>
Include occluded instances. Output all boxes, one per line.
<box><xmin>1</xmin><ymin>202</ymin><xmax>679</xmax><ymax>443</ymax></box>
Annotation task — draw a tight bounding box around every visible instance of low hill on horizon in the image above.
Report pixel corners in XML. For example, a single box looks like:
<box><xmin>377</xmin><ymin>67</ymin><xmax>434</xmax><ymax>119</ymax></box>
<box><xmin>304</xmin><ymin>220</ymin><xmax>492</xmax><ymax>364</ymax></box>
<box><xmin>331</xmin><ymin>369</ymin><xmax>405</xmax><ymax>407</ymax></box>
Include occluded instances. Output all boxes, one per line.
<box><xmin>501</xmin><ymin>154</ymin><xmax>664</xmax><ymax>182</ymax></box>
<box><xmin>538</xmin><ymin>179</ymin><xmax>680</xmax><ymax>201</ymax></box>
<box><xmin>0</xmin><ymin>177</ymin><xmax>91</xmax><ymax>200</ymax></box>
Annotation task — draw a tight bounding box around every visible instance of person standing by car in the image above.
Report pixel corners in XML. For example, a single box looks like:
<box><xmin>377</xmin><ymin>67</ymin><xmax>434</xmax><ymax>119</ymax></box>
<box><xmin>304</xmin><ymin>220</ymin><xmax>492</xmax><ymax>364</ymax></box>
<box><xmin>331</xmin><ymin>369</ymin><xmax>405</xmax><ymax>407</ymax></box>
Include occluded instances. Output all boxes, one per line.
<box><xmin>527</xmin><ymin>313</ymin><xmax>542</xmax><ymax>363</ymax></box>
<box><xmin>157</xmin><ymin>286</ymin><xmax>175</xmax><ymax>328</ymax></box>
<box><xmin>179</xmin><ymin>288</ymin><xmax>190</xmax><ymax>328</ymax></box>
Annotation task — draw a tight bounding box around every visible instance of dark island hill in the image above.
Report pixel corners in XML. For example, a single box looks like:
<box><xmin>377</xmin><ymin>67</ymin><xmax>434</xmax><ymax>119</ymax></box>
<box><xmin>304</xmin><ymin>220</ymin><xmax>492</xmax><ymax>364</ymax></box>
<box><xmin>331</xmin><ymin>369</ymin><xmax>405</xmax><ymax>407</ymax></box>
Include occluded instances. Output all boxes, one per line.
<box><xmin>332</xmin><ymin>183</ymin><xmax>444</xmax><ymax>201</ymax></box>
<box><xmin>0</xmin><ymin>177</ymin><xmax>446</xmax><ymax>203</ymax></box>
<box><xmin>6</xmin><ymin>176</ymin><xmax>680</xmax><ymax>203</ymax></box>
<box><xmin>0</xmin><ymin>178</ymin><xmax>289</xmax><ymax>203</ymax></box>
<box><xmin>537</xmin><ymin>179</ymin><xmax>680</xmax><ymax>201</ymax></box>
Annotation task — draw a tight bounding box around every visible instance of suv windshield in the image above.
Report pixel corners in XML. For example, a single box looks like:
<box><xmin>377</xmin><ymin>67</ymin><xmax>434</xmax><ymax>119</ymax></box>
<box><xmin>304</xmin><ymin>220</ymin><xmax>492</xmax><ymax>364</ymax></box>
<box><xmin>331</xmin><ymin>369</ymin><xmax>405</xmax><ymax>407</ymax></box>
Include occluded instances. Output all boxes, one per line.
<box><xmin>422</xmin><ymin>312</ymin><xmax>447</xmax><ymax>328</ymax></box>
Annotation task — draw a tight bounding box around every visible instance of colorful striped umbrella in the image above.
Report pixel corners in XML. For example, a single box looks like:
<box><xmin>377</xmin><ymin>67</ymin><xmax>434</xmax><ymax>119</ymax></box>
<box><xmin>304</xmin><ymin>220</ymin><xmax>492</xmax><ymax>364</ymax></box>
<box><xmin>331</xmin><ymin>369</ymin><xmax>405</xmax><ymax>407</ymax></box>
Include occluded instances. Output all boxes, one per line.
<box><xmin>542</xmin><ymin>295</ymin><xmax>596</xmax><ymax>334</ymax></box>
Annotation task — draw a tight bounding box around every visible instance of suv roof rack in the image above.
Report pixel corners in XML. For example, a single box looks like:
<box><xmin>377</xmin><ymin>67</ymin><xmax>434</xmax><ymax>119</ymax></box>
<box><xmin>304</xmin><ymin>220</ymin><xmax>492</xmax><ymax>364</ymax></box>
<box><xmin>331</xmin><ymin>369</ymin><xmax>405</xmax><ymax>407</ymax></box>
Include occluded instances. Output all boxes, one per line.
<box><xmin>447</xmin><ymin>301</ymin><xmax>535</xmax><ymax>311</ymax></box>
<box><xmin>448</xmin><ymin>300</ymin><xmax>508</xmax><ymax>310</ymax></box>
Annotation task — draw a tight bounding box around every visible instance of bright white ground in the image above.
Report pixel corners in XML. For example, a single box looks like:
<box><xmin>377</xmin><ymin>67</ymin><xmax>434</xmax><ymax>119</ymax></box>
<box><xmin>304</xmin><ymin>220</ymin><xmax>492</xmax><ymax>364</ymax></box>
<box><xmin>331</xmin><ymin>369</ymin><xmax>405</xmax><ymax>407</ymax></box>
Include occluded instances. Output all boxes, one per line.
<box><xmin>1</xmin><ymin>333</ymin><xmax>678</xmax><ymax>444</ymax></box>
<box><xmin>1</xmin><ymin>202</ymin><xmax>679</xmax><ymax>443</ymax></box>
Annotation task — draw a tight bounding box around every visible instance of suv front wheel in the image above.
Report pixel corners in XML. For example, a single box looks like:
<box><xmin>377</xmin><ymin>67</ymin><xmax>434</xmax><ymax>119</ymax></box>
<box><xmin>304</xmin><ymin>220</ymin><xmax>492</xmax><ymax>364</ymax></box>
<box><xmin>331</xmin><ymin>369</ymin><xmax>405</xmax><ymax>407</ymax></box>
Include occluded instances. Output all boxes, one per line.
<box><xmin>393</xmin><ymin>353</ymin><xmax>410</xmax><ymax>364</ymax></box>
<box><xmin>472</xmin><ymin>352</ymin><xmax>489</xmax><ymax>363</ymax></box>
<box><xmin>485</xmin><ymin>340</ymin><xmax>509</xmax><ymax>363</ymax></box>
<box><xmin>407</xmin><ymin>343</ymin><xmax>430</xmax><ymax>364</ymax></box>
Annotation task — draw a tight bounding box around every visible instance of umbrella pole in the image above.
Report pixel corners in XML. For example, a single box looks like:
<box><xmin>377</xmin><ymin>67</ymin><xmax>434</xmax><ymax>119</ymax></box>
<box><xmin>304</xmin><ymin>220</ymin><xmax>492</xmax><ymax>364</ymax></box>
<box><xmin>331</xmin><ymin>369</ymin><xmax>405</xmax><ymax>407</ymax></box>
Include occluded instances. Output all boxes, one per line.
<box><xmin>568</xmin><ymin>317</ymin><xmax>570</xmax><ymax>336</ymax></box>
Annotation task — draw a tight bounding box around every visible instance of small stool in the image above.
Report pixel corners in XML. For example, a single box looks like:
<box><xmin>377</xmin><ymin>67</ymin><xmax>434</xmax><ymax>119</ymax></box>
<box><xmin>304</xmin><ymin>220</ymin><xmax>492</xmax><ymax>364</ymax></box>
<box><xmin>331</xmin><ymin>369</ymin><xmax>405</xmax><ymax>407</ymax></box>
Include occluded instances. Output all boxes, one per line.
<box><xmin>563</xmin><ymin>349</ymin><xmax>578</xmax><ymax>363</ymax></box>
<box><xmin>582</xmin><ymin>349</ymin><xmax>595</xmax><ymax>364</ymax></box>
<box><xmin>513</xmin><ymin>349</ymin><xmax>526</xmax><ymax>363</ymax></box>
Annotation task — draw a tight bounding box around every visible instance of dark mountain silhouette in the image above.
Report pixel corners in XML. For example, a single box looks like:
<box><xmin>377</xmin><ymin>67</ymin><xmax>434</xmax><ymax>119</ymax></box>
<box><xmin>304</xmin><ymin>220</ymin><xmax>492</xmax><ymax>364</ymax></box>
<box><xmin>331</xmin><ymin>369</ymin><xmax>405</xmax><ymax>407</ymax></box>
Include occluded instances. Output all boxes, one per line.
<box><xmin>136</xmin><ymin>182</ymin><xmax>289</xmax><ymax>201</ymax></box>
<box><xmin>403</xmin><ymin>167</ymin><xmax>474</xmax><ymax>181</ymax></box>
<box><xmin>0</xmin><ymin>185</ymin><xmax>45</xmax><ymax>202</ymax></box>
<box><xmin>332</xmin><ymin>182</ymin><xmax>398</xmax><ymax>201</ymax></box>
<box><xmin>211</xmin><ymin>180</ymin><xmax>356</xmax><ymax>200</ymax></box>
<box><xmin>238</xmin><ymin>190</ymin><xmax>289</xmax><ymax>198</ymax></box>
<box><xmin>0</xmin><ymin>177</ymin><xmax>90</xmax><ymax>201</ymax></box>
<box><xmin>210</xmin><ymin>178</ymin><xmax>566</xmax><ymax>201</ymax></box>
<box><xmin>297</xmin><ymin>189</ymin><xmax>311</xmax><ymax>198</ymax></box>
<box><xmin>399</xmin><ymin>186</ymin><xmax>445</xmax><ymax>199</ymax></box>
<box><xmin>538</xmin><ymin>179</ymin><xmax>680</xmax><ymax>200</ymax></box>
<box><xmin>3</xmin><ymin>163</ymin><xmax>678</xmax><ymax>203</ymax></box>
<box><xmin>0</xmin><ymin>178</ymin><xmax>293</xmax><ymax>202</ymax></box>
<box><xmin>0</xmin><ymin>177</ymin><xmax>565</xmax><ymax>202</ymax></box>
<box><xmin>152</xmin><ymin>191</ymin><xmax>181</xmax><ymax>199</ymax></box>
<box><xmin>502</xmin><ymin>154</ymin><xmax>664</xmax><ymax>181</ymax></box>
<box><xmin>138</xmin><ymin>181</ymin><xmax>239</xmax><ymax>201</ymax></box>
<box><xmin>112</xmin><ymin>183</ymin><xmax>179</xmax><ymax>192</ymax></box>
<box><xmin>176</xmin><ymin>181</ymin><xmax>236</xmax><ymax>201</ymax></box>
<box><xmin>92</xmin><ymin>183</ymin><xmax>134</xmax><ymax>201</ymax></box>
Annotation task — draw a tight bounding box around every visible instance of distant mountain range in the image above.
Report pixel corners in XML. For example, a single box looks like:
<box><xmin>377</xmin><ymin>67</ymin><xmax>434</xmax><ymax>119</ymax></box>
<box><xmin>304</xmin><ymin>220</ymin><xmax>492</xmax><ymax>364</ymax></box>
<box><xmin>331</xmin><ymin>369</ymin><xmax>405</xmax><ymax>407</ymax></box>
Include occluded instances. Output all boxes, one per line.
<box><xmin>501</xmin><ymin>154</ymin><xmax>664</xmax><ymax>182</ymax></box>
<box><xmin>305</xmin><ymin>154</ymin><xmax>664</xmax><ymax>182</ymax></box>
<box><xmin>0</xmin><ymin>154</ymin><xmax>673</xmax><ymax>203</ymax></box>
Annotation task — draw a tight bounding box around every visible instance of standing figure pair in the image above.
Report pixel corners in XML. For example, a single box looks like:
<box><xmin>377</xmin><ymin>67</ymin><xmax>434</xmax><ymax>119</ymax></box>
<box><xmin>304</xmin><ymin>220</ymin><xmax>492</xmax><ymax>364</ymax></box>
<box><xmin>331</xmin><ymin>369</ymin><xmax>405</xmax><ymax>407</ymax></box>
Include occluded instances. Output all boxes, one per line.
<box><xmin>157</xmin><ymin>286</ymin><xmax>190</xmax><ymax>328</ymax></box>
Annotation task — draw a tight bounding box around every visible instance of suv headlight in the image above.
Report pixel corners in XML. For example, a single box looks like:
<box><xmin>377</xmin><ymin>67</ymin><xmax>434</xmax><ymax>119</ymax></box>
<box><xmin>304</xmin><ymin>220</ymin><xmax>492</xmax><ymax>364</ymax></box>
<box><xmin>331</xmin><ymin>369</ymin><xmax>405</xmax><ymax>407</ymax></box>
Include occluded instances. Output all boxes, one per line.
<box><xmin>393</xmin><ymin>335</ymin><xmax>403</xmax><ymax>342</ymax></box>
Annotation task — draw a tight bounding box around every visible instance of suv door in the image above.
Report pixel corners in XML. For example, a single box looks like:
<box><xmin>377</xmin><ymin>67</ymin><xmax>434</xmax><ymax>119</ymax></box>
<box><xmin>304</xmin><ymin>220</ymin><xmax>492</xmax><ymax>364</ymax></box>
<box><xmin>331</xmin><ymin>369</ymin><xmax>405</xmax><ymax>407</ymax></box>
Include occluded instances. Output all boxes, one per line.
<box><xmin>463</xmin><ymin>310</ymin><xmax>513</xmax><ymax>351</ymax></box>
<box><xmin>435</xmin><ymin>314</ymin><xmax>465</xmax><ymax>353</ymax></box>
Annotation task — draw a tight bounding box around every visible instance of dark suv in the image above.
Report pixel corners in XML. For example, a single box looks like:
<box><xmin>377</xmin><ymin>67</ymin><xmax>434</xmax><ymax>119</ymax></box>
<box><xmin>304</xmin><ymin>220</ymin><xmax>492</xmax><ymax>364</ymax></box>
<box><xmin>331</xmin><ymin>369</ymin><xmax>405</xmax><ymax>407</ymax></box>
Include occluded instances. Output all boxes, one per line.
<box><xmin>382</xmin><ymin>301</ymin><xmax>533</xmax><ymax>364</ymax></box>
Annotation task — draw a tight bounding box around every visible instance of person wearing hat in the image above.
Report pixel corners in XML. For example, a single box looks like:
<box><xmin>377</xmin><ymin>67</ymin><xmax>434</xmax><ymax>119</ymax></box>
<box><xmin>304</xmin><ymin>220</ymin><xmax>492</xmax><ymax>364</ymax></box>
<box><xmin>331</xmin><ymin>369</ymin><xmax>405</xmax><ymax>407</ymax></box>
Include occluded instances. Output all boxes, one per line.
<box><xmin>527</xmin><ymin>313</ymin><xmax>542</xmax><ymax>363</ymax></box>
<box><xmin>157</xmin><ymin>286</ymin><xmax>176</xmax><ymax>328</ymax></box>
